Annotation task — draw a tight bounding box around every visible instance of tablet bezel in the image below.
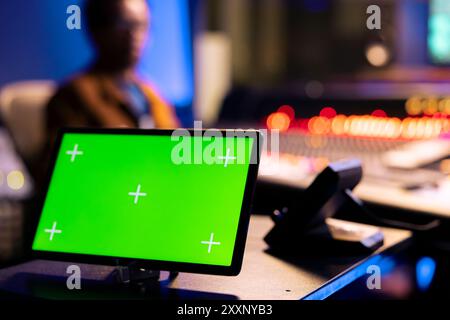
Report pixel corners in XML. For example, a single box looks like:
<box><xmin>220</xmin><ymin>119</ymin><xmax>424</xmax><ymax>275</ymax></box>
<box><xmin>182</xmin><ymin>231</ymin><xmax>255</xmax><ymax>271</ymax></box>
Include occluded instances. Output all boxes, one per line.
<box><xmin>32</xmin><ymin>127</ymin><xmax>261</xmax><ymax>276</ymax></box>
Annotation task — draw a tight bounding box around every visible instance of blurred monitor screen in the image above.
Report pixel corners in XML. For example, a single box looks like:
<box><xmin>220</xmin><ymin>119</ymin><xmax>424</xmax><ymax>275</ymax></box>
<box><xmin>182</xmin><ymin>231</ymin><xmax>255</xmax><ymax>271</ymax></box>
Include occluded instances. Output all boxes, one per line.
<box><xmin>429</xmin><ymin>0</ymin><xmax>450</xmax><ymax>64</ymax></box>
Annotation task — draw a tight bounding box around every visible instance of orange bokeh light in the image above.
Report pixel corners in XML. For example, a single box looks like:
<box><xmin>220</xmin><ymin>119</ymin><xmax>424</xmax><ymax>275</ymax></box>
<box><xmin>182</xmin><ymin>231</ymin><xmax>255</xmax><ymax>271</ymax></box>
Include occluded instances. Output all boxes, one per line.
<box><xmin>265</xmin><ymin>108</ymin><xmax>450</xmax><ymax>139</ymax></box>
<box><xmin>267</xmin><ymin>112</ymin><xmax>291</xmax><ymax>131</ymax></box>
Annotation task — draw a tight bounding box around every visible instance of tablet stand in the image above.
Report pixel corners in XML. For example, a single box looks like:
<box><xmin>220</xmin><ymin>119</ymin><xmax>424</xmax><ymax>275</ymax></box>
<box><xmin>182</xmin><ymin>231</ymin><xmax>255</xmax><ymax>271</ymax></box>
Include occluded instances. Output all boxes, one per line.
<box><xmin>115</xmin><ymin>266</ymin><xmax>160</xmax><ymax>284</ymax></box>
<box><xmin>264</xmin><ymin>159</ymin><xmax>384</xmax><ymax>254</ymax></box>
<box><xmin>113</xmin><ymin>262</ymin><xmax>178</xmax><ymax>286</ymax></box>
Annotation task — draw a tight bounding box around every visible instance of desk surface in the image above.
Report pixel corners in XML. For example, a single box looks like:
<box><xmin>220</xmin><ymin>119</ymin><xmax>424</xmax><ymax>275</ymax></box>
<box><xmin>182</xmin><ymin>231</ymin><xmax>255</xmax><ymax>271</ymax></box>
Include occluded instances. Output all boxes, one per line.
<box><xmin>0</xmin><ymin>215</ymin><xmax>411</xmax><ymax>300</ymax></box>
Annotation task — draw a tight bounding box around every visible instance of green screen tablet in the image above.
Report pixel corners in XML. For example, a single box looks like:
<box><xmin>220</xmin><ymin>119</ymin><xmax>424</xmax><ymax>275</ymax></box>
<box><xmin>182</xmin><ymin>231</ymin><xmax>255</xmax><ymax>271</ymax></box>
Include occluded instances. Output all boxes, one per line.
<box><xmin>32</xmin><ymin>128</ymin><xmax>260</xmax><ymax>275</ymax></box>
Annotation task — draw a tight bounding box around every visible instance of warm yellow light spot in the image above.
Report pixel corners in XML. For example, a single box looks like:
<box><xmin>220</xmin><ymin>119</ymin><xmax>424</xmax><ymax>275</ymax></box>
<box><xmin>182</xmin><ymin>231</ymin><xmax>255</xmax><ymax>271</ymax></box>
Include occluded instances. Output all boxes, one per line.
<box><xmin>366</xmin><ymin>43</ymin><xmax>390</xmax><ymax>67</ymax></box>
<box><xmin>309</xmin><ymin>116</ymin><xmax>330</xmax><ymax>135</ymax></box>
<box><xmin>406</xmin><ymin>97</ymin><xmax>422</xmax><ymax>116</ymax></box>
<box><xmin>7</xmin><ymin>170</ymin><xmax>25</xmax><ymax>190</ymax></box>
<box><xmin>331</xmin><ymin>115</ymin><xmax>347</xmax><ymax>135</ymax></box>
<box><xmin>386</xmin><ymin>118</ymin><xmax>402</xmax><ymax>138</ymax></box>
<box><xmin>267</xmin><ymin>112</ymin><xmax>291</xmax><ymax>132</ymax></box>
<box><xmin>424</xmin><ymin>98</ymin><xmax>439</xmax><ymax>116</ymax></box>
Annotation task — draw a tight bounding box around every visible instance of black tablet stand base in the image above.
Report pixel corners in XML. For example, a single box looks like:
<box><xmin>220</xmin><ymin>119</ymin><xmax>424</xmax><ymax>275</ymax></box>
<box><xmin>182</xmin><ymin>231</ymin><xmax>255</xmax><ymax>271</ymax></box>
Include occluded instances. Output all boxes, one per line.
<box><xmin>264</xmin><ymin>159</ymin><xmax>385</xmax><ymax>255</ymax></box>
<box><xmin>266</xmin><ymin>217</ymin><xmax>384</xmax><ymax>255</ymax></box>
<box><xmin>113</xmin><ymin>265</ymin><xmax>178</xmax><ymax>286</ymax></box>
<box><xmin>115</xmin><ymin>266</ymin><xmax>160</xmax><ymax>284</ymax></box>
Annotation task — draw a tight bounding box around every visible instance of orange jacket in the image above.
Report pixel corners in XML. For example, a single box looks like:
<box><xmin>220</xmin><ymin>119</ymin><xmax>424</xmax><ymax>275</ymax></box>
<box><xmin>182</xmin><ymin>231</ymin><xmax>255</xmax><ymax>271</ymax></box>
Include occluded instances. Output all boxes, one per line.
<box><xmin>46</xmin><ymin>73</ymin><xmax>179</xmax><ymax>137</ymax></box>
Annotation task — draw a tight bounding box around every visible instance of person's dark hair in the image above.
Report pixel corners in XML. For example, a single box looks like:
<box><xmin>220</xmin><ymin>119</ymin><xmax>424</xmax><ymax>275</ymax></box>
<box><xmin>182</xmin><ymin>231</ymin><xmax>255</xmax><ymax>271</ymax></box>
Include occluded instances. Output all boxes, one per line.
<box><xmin>84</xmin><ymin>0</ymin><xmax>124</xmax><ymax>33</ymax></box>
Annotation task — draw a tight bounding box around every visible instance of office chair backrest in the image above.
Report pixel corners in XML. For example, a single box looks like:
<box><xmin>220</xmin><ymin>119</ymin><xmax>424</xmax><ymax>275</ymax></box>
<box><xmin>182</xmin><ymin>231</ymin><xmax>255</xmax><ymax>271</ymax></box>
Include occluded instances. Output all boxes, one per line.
<box><xmin>0</xmin><ymin>80</ymin><xmax>56</xmax><ymax>162</ymax></box>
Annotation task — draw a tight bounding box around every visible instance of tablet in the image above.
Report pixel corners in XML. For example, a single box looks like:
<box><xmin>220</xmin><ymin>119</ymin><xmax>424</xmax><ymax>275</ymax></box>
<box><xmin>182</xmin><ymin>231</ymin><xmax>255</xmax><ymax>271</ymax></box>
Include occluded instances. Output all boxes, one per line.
<box><xmin>32</xmin><ymin>128</ymin><xmax>261</xmax><ymax>276</ymax></box>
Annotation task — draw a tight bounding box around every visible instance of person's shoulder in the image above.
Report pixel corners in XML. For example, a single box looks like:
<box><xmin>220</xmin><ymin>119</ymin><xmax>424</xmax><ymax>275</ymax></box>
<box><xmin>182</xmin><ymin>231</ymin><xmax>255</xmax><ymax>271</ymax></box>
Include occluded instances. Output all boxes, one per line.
<box><xmin>50</xmin><ymin>72</ymin><xmax>99</xmax><ymax>101</ymax></box>
<box><xmin>47</xmin><ymin>73</ymin><xmax>93</xmax><ymax>108</ymax></box>
<box><xmin>61</xmin><ymin>72</ymin><xmax>97</xmax><ymax>89</ymax></box>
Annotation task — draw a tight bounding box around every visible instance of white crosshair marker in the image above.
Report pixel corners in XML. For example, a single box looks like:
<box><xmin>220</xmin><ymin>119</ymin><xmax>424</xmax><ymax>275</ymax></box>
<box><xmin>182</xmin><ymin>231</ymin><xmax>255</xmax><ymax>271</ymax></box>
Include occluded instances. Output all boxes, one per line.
<box><xmin>66</xmin><ymin>144</ymin><xmax>84</xmax><ymax>162</ymax></box>
<box><xmin>45</xmin><ymin>221</ymin><xmax>62</xmax><ymax>241</ymax></box>
<box><xmin>128</xmin><ymin>184</ymin><xmax>147</xmax><ymax>204</ymax></box>
<box><xmin>218</xmin><ymin>148</ymin><xmax>237</xmax><ymax>168</ymax></box>
<box><xmin>201</xmin><ymin>233</ymin><xmax>221</xmax><ymax>254</ymax></box>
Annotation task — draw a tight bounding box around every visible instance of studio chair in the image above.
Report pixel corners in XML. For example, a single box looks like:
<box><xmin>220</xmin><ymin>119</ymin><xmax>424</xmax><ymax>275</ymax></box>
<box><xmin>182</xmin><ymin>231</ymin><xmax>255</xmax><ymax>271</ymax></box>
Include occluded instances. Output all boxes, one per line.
<box><xmin>0</xmin><ymin>80</ymin><xmax>56</xmax><ymax>164</ymax></box>
<box><xmin>0</xmin><ymin>81</ymin><xmax>54</xmax><ymax>264</ymax></box>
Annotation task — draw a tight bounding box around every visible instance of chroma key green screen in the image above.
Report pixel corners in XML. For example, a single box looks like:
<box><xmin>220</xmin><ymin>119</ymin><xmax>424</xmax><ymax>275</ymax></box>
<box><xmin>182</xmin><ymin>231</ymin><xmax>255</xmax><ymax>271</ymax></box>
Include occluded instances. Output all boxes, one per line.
<box><xmin>32</xmin><ymin>131</ymin><xmax>256</xmax><ymax>267</ymax></box>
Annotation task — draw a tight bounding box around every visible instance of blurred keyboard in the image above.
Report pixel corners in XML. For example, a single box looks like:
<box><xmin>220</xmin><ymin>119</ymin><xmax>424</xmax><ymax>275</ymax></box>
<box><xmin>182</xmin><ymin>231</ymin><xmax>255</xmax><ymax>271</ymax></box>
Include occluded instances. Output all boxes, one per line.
<box><xmin>259</xmin><ymin>131</ymin><xmax>450</xmax><ymax>218</ymax></box>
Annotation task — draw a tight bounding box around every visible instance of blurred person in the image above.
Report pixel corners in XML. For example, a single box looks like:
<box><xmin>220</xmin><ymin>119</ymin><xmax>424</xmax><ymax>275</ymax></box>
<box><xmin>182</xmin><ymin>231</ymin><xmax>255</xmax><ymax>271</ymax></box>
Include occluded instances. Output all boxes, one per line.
<box><xmin>37</xmin><ymin>0</ymin><xmax>179</xmax><ymax>180</ymax></box>
<box><xmin>46</xmin><ymin>0</ymin><xmax>179</xmax><ymax>142</ymax></box>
